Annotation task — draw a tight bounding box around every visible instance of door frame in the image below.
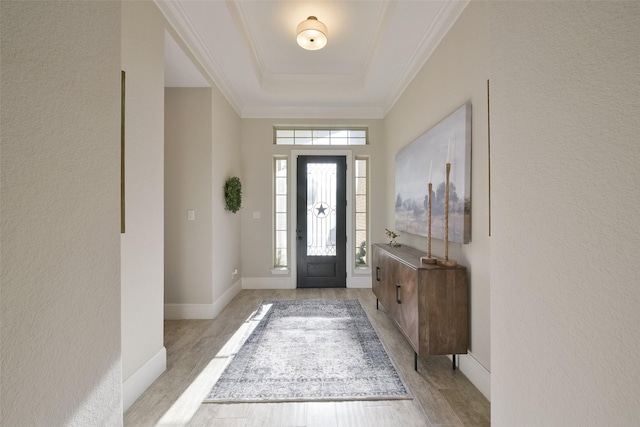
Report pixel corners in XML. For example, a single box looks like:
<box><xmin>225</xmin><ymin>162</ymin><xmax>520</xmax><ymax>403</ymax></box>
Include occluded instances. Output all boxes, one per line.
<box><xmin>290</xmin><ymin>150</ymin><xmax>357</xmax><ymax>287</ymax></box>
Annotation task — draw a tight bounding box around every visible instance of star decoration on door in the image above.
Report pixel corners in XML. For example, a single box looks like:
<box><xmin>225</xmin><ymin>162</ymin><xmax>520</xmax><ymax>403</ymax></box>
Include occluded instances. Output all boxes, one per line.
<box><xmin>314</xmin><ymin>203</ymin><xmax>329</xmax><ymax>218</ymax></box>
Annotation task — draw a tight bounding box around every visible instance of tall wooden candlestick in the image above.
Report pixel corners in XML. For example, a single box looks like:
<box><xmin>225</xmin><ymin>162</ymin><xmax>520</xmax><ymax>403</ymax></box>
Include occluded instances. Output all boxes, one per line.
<box><xmin>428</xmin><ymin>182</ymin><xmax>432</xmax><ymax>257</ymax></box>
<box><xmin>445</xmin><ymin>163</ymin><xmax>450</xmax><ymax>259</ymax></box>
<box><xmin>421</xmin><ymin>182</ymin><xmax>437</xmax><ymax>264</ymax></box>
<box><xmin>438</xmin><ymin>163</ymin><xmax>457</xmax><ymax>267</ymax></box>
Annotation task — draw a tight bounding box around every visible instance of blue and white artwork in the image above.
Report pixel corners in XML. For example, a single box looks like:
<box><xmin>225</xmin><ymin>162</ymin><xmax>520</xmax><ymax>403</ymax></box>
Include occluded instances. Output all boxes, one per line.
<box><xmin>395</xmin><ymin>103</ymin><xmax>471</xmax><ymax>244</ymax></box>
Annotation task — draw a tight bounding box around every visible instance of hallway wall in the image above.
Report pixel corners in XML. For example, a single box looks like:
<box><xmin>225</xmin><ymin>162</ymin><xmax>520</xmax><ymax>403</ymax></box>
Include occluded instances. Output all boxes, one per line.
<box><xmin>1</xmin><ymin>2</ymin><xmax>122</xmax><ymax>424</ymax></box>
<box><xmin>489</xmin><ymin>2</ymin><xmax>640</xmax><ymax>424</ymax></box>
<box><xmin>121</xmin><ymin>1</ymin><xmax>166</xmax><ymax>410</ymax></box>
<box><xmin>209</xmin><ymin>84</ymin><xmax>243</xmax><ymax>309</ymax></box>
<box><xmin>165</xmin><ymin>88</ymin><xmax>213</xmax><ymax>307</ymax></box>
<box><xmin>122</xmin><ymin>1</ymin><xmax>243</xmax><ymax>407</ymax></box>
<box><xmin>163</xmin><ymin>74</ymin><xmax>243</xmax><ymax>319</ymax></box>
<box><xmin>383</xmin><ymin>1</ymin><xmax>490</xmax><ymax>398</ymax></box>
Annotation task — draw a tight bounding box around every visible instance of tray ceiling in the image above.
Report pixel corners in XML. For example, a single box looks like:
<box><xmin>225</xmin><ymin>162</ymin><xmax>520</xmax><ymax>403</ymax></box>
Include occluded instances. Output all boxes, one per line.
<box><xmin>157</xmin><ymin>0</ymin><xmax>469</xmax><ymax>119</ymax></box>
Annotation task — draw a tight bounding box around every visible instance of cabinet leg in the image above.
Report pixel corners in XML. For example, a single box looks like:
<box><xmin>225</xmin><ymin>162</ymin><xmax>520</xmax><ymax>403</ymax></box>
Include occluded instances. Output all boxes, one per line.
<box><xmin>452</xmin><ymin>354</ymin><xmax>457</xmax><ymax>370</ymax></box>
<box><xmin>414</xmin><ymin>352</ymin><xmax>418</xmax><ymax>371</ymax></box>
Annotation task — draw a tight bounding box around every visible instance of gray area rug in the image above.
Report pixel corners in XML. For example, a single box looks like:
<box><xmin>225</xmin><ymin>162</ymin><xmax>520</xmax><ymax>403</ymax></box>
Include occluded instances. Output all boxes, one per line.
<box><xmin>204</xmin><ymin>299</ymin><xmax>411</xmax><ymax>403</ymax></box>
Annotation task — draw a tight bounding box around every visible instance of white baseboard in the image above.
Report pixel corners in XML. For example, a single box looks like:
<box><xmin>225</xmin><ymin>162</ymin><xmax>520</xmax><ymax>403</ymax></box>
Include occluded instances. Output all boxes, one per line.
<box><xmin>242</xmin><ymin>276</ymin><xmax>372</xmax><ymax>289</ymax></box>
<box><xmin>164</xmin><ymin>280</ymin><xmax>242</xmax><ymax>320</ymax></box>
<box><xmin>211</xmin><ymin>280</ymin><xmax>242</xmax><ymax>318</ymax></box>
<box><xmin>164</xmin><ymin>303</ymin><xmax>214</xmax><ymax>319</ymax></box>
<box><xmin>452</xmin><ymin>351</ymin><xmax>491</xmax><ymax>401</ymax></box>
<box><xmin>348</xmin><ymin>276</ymin><xmax>372</xmax><ymax>288</ymax></box>
<box><xmin>123</xmin><ymin>346</ymin><xmax>166</xmax><ymax>412</ymax></box>
<box><xmin>242</xmin><ymin>277</ymin><xmax>295</xmax><ymax>289</ymax></box>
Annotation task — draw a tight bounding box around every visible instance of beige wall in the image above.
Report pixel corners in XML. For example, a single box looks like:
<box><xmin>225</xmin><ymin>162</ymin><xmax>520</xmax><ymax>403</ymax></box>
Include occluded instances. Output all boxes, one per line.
<box><xmin>165</xmin><ymin>88</ymin><xmax>213</xmax><ymax>305</ymax></box>
<box><xmin>121</xmin><ymin>1</ymin><xmax>166</xmax><ymax>409</ymax></box>
<box><xmin>489</xmin><ymin>2</ymin><xmax>640</xmax><ymax>425</ymax></box>
<box><xmin>210</xmin><ymin>85</ymin><xmax>243</xmax><ymax>304</ymax></box>
<box><xmin>1</xmin><ymin>2</ymin><xmax>122</xmax><ymax>424</ymax></box>
<box><xmin>163</xmin><ymin>53</ymin><xmax>242</xmax><ymax>318</ymax></box>
<box><xmin>383</xmin><ymin>1</ymin><xmax>490</xmax><ymax>394</ymax></box>
<box><xmin>123</xmin><ymin>1</ymin><xmax>242</xmax><ymax>405</ymax></box>
<box><xmin>239</xmin><ymin>119</ymin><xmax>385</xmax><ymax>286</ymax></box>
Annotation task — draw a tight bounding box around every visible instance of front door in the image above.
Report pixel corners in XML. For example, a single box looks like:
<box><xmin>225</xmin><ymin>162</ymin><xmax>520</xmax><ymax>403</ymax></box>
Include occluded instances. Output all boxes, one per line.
<box><xmin>296</xmin><ymin>155</ymin><xmax>347</xmax><ymax>288</ymax></box>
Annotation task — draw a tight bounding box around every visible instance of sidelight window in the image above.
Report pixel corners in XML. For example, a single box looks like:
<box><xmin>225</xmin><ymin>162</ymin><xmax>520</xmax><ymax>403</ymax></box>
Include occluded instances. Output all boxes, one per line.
<box><xmin>274</xmin><ymin>157</ymin><xmax>288</xmax><ymax>268</ymax></box>
<box><xmin>354</xmin><ymin>157</ymin><xmax>369</xmax><ymax>268</ymax></box>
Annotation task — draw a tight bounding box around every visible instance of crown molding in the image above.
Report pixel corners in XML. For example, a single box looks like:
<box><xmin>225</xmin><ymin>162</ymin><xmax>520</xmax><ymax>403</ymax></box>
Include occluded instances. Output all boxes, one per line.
<box><xmin>154</xmin><ymin>0</ymin><xmax>244</xmax><ymax>116</ymax></box>
<box><xmin>359</xmin><ymin>0</ymin><xmax>397</xmax><ymax>85</ymax></box>
<box><xmin>380</xmin><ymin>0</ymin><xmax>470</xmax><ymax>116</ymax></box>
<box><xmin>241</xmin><ymin>105</ymin><xmax>384</xmax><ymax>120</ymax></box>
<box><xmin>226</xmin><ymin>0</ymin><xmax>266</xmax><ymax>85</ymax></box>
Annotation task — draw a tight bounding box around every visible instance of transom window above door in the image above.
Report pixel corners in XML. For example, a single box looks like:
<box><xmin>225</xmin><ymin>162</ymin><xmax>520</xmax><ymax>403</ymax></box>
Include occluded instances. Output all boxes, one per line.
<box><xmin>274</xmin><ymin>128</ymin><xmax>367</xmax><ymax>146</ymax></box>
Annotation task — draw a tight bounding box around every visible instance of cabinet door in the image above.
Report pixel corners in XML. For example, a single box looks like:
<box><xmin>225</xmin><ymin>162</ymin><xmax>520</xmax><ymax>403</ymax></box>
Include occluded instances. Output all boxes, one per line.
<box><xmin>419</xmin><ymin>268</ymin><xmax>469</xmax><ymax>355</ymax></box>
<box><xmin>372</xmin><ymin>246</ymin><xmax>383</xmax><ymax>302</ymax></box>
<box><xmin>372</xmin><ymin>246</ymin><xmax>394</xmax><ymax>312</ymax></box>
<box><xmin>394</xmin><ymin>261</ymin><xmax>419</xmax><ymax>351</ymax></box>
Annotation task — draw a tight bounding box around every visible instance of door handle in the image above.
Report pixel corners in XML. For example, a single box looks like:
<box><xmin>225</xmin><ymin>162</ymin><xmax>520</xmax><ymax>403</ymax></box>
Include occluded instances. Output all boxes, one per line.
<box><xmin>395</xmin><ymin>283</ymin><xmax>402</xmax><ymax>304</ymax></box>
<box><xmin>376</xmin><ymin>266</ymin><xmax>380</xmax><ymax>281</ymax></box>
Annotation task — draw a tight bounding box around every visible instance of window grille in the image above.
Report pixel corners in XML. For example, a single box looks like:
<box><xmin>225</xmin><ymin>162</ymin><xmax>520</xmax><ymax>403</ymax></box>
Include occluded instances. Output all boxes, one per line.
<box><xmin>274</xmin><ymin>128</ymin><xmax>367</xmax><ymax>146</ymax></box>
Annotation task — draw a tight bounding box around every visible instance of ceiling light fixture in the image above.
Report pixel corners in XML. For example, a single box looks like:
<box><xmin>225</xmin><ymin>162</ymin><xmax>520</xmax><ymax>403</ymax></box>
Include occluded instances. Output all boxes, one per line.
<box><xmin>296</xmin><ymin>16</ymin><xmax>328</xmax><ymax>51</ymax></box>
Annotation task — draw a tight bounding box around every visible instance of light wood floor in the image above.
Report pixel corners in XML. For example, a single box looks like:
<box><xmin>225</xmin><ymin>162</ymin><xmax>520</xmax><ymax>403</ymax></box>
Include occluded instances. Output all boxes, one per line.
<box><xmin>124</xmin><ymin>289</ymin><xmax>490</xmax><ymax>426</ymax></box>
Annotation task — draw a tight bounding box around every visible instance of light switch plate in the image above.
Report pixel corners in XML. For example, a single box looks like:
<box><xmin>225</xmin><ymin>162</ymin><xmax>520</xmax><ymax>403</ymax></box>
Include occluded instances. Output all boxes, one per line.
<box><xmin>253</xmin><ymin>211</ymin><xmax>261</xmax><ymax>219</ymax></box>
<box><xmin>188</xmin><ymin>210</ymin><xmax>195</xmax><ymax>221</ymax></box>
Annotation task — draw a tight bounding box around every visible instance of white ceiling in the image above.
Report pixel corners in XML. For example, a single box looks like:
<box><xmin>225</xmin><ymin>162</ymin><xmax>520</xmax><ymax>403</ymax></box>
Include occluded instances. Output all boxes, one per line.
<box><xmin>157</xmin><ymin>0</ymin><xmax>469</xmax><ymax>119</ymax></box>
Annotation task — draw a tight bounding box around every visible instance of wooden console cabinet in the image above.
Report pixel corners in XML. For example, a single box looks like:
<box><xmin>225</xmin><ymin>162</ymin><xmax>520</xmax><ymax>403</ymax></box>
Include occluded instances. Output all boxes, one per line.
<box><xmin>372</xmin><ymin>243</ymin><xmax>469</xmax><ymax>369</ymax></box>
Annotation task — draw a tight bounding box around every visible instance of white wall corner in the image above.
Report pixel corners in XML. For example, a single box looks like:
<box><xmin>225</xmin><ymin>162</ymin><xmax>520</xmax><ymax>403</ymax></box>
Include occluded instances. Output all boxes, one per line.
<box><xmin>211</xmin><ymin>279</ymin><xmax>243</xmax><ymax>318</ymax></box>
<box><xmin>451</xmin><ymin>352</ymin><xmax>491</xmax><ymax>401</ymax></box>
<box><xmin>164</xmin><ymin>280</ymin><xmax>242</xmax><ymax>320</ymax></box>
<box><xmin>242</xmin><ymin>277</ymin><xmax>295</xmax><ymax>289</ymax></box>
<box><xmin>123</xmin><ymin>346</ymin><xmax>167</xmax><ymax>412</ymax></box>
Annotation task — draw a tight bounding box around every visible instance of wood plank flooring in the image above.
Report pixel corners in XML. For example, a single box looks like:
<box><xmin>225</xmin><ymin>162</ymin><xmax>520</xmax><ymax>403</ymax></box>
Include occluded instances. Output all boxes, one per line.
<box><xmin>124</xmin><ymin>289</ymin><xmax>490</xmax><ymax>426</ymax></box>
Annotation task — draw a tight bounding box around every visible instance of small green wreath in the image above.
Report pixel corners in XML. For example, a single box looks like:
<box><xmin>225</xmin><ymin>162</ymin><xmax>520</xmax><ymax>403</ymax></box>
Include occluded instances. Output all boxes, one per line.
<box><xmin>224</xmin><ymin>176</ymin><xmax>242</xmax><ymax>213</ymax></box>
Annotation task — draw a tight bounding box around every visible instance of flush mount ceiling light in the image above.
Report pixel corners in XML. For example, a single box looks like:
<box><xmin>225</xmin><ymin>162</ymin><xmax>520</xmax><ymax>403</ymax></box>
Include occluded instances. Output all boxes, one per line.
<box><xmin>296</xmin><ymin>16</ymin><xmax>328</xmax><ymax>51</ymax></box>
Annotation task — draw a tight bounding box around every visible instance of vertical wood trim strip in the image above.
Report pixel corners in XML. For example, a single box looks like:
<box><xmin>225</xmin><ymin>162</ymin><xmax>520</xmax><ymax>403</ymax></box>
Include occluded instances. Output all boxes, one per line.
<box><xmin>487</xmin><ymin>79</ymin><xmax>491</xmax><ymax>237</ymax></box>
<box><xmin>121</xmin><ymin>70</ymin><xmax>126</xmax><ymax>233</ymax></box>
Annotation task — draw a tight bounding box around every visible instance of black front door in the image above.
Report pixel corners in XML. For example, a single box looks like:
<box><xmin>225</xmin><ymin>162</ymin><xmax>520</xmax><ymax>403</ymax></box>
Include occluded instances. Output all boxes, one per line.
<box><xmin>296</xmin><ymin>155</ymin><xmax>347</xmax><ymax>288</ymax></box>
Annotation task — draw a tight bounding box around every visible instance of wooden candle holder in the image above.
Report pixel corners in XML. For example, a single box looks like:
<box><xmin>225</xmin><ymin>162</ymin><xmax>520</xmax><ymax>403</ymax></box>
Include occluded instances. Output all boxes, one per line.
<box><xmin>437</xmin><ymin>163</ymin><xmax>457</xmax><ymax>267</ymax></box>
<box><xmin>421</xmin><ymin>182</ymin><xmax>437</xmax><ymax>264</ymax></box>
